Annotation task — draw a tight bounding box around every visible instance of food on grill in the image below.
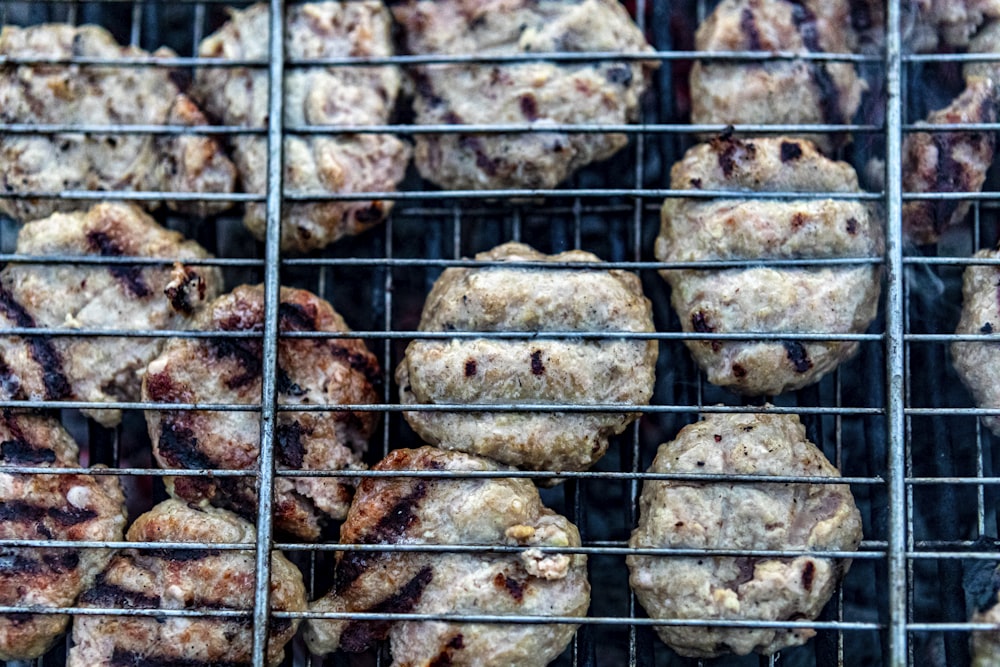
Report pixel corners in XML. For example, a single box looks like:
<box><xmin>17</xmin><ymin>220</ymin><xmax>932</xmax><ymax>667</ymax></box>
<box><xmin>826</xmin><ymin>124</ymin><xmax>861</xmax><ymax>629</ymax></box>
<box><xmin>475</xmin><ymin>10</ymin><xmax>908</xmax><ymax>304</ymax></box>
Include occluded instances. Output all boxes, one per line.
<box><xmin>67</xmin><ymin>499</ymin><xmax>306</xmax><ymax>667</ymax></box>
<box><xmin>627</xmin><ymin>411</ymin><xmax>862</xmax><ymax>658</ymax></box>
<box><xmin>396</xmin><ymin>241</ymin><xmax>657</xmax><ymax>473</ymax></box>
<box><xmin>193</xmin><ymin>2</ymin><xmax>410</xmax><ymax>253</ymax></box>
<box><xmin>969</xmin><ymin>562</ymin><xmax>1000</xmax><ymax>667</ymax></box>
<box><xmin>0</xmin><ymin>202</ymin><xmax>222</xmax><ymax>427</ymax></box>
<box><xmin>0</xmin><ymin>23</ymin><xmax>236</xmax><ymax>222</ymax></box>
<box><xmin>392</xmin><ymin>0</ymin><xmax>655</xmax><ymax>190</ymax></box>
<box><xmin>0</xmin><ymin>411</ymin><xmax>126</xmax><ymax>661</ymax></box>
<box><xmin>689</xmin><ymin>0</ymin><xmax>866</xmax><ymax>153</ymax></box>
<box><xmin>906</xmin><ymin>0</ymin><xmax>1000</xmax><ymax>52</ymax></box>
<box><xmin>143</xmin><ymin>283</ymin><xmax>379</xmax><ymax>540</ymax></box>
<box><xmin>655</xmin><ymin>136</ymin><xmax>883</xmax><ymax>396</ymax></box>
<box><xmin>305</xmin><ymin>446</ymin><xmax>589</xmax><ymax>664</ymax></box>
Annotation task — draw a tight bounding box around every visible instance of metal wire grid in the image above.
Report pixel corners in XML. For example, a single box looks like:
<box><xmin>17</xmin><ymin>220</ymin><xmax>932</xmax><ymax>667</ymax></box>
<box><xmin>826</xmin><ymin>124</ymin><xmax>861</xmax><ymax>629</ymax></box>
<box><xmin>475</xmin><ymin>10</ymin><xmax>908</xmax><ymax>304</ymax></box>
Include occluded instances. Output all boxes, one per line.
<box><xmin>0</xmin><ymin>0</ymin><xmax>997</xmax><ymax>665</ymax></box>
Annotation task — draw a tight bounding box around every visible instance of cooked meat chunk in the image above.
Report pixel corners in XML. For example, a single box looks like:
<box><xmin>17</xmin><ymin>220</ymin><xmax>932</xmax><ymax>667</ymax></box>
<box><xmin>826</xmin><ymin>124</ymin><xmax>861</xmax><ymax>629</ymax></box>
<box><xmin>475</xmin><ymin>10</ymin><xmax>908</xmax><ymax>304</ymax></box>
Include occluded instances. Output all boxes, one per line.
<box><xmin>392</xmin><ymin>0</ymin><xmax>655</xmax><ymax>190</ymax></box>
<box><xmin>396</xmin><ymin>242</ymin><xmax>657</xmax><ymax>472</ymax></box>
<box><xmin>627</xmin><ymin>411</ymin><xmax>862</xmax><ymax>658</ymax></box>
<box><xmin>0</xmin><ymin>23</ymin><xmax>236</xmax><ymax>221</ymax></box>
<box><xmin>970</xmin><ymin>563</ymin><xmax>1000</xmax><ymax>667</ymax></box>
<box><xmin>0</xmin><ymin>411</ymin><xmax>126</xmax><ymax>661</ymax></box>
<box><xmin>690</xmin><ymin>0</ymin><xmax>866</xmax><ymax>153</ymax></box>
<box><xmin>143</xmin><ymin>284</ymin><xmax>380</xmax><ymax>540</ymax></box>
<box><xmin>193</xmin><ymin>2</ymin><xmax>410</xmax><ymax>253</ymax></box>
<box><xmin>305</xmin><ymin>447</ymin><xmax>590</xmax><ymax>665</ymax></box>
<box><xmin>906</xmin><ymin>0</ymin><xmax>1000</xmax><ymax>51</ymax></box>
<box><xmin>67</xmin><ymin>499</ymin><xmax>306</xmax><ymax>667</ymax></box>
<box><xmin>0</xmin><ymin>202</ymin><xmax>222</xmax><ymax>427</ymax></box>
<box><xmin>655</xmin><ymin>136</ymin><xmax>883</xmax><ymax>396</ymax></box>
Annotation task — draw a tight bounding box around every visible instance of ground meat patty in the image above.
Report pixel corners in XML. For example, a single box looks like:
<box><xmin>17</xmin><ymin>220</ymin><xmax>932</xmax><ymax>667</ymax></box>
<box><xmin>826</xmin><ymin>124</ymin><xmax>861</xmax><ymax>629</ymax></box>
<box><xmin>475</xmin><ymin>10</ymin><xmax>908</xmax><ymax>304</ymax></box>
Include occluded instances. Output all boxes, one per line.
<box><xmin>396</xmin><ymin>241</ymin><xmax>657</xmax><ymax>473</ymax></box>
<box><xmin>627</xmin><ymin>411</ymin><xmax>862</xmax><ymax>658</ymax></box>
<box><xmin>0</xmin><ymin>202</ymin><xmax>222</xmax><ymax>427</ymax></box>
<box><xmin>951</xmin><ymin>246</ymin><xmax>1000</xmax><ymax>436</ymax></box>
<box><xmin>67</xmin><ymin>499</ymin><xmax>305</xmax><ymax>667</ymax></box>
<box><xmin>305</xmin><ymin>446</ymin><xmax>590</xmax><ymax>665</ymax></box>
<box><xmin>193</xmin><ymin>2</ymin><xmax>410</xmax><ymax>253</ymax></box>
<box><xmin>906</xmin><ymin>0</ymin><xmax>1000</xmax><ymax>52</ymax></box>
<box><xmin>970</xmin><ymin>563</ymin><xmax>1000</xmax><ymax>666</ymax></box>
<box><xmin>0</xmin><ymin>23</ymin><xmax>236</xmax><ymax>221</ymax></box>
<box><xmin>143</xmin><ymin>284</ymin><xmax>380</xmax><ymax>540</ymax></box>
<box><xmin>690</xmin><ymin>0</ymin><xmax>866</xmax><ymax>154</ymax></box>
<box><xmin>655</xmin><ymin>136</ymin><xmax>883</xmax><ymax>396</ymax></box>
<box><xmin>392</xmin><ymin>0</ymin><xmax>655</xmax><ymax>190</ymax></box>
<box><xmin>0</xmin><ymin>410</ymin><xmax>126</xmax><ymax>661</ymax></box>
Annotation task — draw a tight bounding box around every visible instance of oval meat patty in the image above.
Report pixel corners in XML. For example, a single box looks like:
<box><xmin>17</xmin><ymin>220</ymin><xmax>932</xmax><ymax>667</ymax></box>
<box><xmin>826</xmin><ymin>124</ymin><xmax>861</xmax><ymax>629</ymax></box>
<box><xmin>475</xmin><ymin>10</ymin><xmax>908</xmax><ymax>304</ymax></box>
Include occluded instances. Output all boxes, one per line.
<box><xmin>0</xmin><ymin>411</ymin><xmax>126</xmax><ymax>661</ymax></box>
<box><xmin>143</xmin><ymin>284</ymin><xmax>380</xmax><ymax>540</ymax></box>
<box><xmin>655</xmin><ymin>136</ymin><xmax>883</xmax><ymax>397</ymax></box>
<box><xmin>690</xmin><ymin>0</ymin><xmax>865</xmax><ymax>153</ymax></box>
<box><xmin>396</xmin><ymin>241</ymin><xmax>658</xmax><ymax>473</ymax></box>
<box><xmin>305</xmin><ymin>446</ymin><xmax>590</xmax><ymax>665</ymax></box>
<box><xmin>67</xmin><ymin>499</ymin><xmax>306</xmax><ymax>667</ymax></box>
<box><xmin>0</xmin><ymin>23</ymin><xmax>236</xmax><ymax>221</ymax></box>
<box><xmin>193</xmin><ymin>2</ymin><xmax>410</xmax><ymax>253</ymax></box>
<box><xmin>392</xmin><ymin>0</ymin><xmax>655</xmax><ymax>190</ymax></box>
<box><xmin>0</xmin><ymin>202</ymin><xmax>222</xmax><ymax>427</ymax></box>
<box><xmin>627</xmin><ymin>411</ymin><xmax>862</xmax><ymax>658</ymax></box>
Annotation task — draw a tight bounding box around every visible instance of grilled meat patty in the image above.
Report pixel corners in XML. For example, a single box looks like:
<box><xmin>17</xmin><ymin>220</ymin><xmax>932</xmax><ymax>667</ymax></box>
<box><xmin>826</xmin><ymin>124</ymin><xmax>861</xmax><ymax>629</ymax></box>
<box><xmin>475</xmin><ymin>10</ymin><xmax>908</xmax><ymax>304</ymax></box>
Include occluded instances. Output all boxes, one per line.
<box><xmin>628</xmin><ymin>411</ymin><xmax>862</xmax><ymax>658</ymax></box>
<box><xmin>970</xmin><ymin>563</ymin><xmax>1000</xmax><ymax>667</ymax></box>
<box><xmin>67</xmin><ymin>499</ymin><xmax>306</xmax><ymax>667</ymax></box>
<box><xmin>0</xmin><ymin>410</ymin><xmax>126</xmax><ymax>661</ymax></box>
<box><xmin>655</xmin><ymin>136</ymin><xmax>883</xmax><ymax>396</ymax></box>
<box><xmin>143</xmin><ymin>284</ymin><xmax>380</xmax><ymax>540</ymax></box>
<box><xmin>305</xmin><ymin>446</ymin><xmax>590</xmax><ymax>665</ymax></box>
<box><xmin>690</xmin><ymin>0</ymin><xmax>866</xmax><ymax>153</ymax></box>
<box><xmin>0</xmin><ymin>23</ymin><xmax>236</xmax><ymax>221</ymax></box>
<box><xmin>0</xmin><ymin>202</ymin><xmax>222</xmax><ymax>427</ymax></box>
<box><xmin>396</xmin><ymin>241</ymin><xmax>658</xmax><ymax>473</ymax></box>
<box><xmin>392</xmin><ymin>0</ymin><xmax>655</xmax><ymax>190</ymax></box>
<box><xmin>906</xmin><ymin>0</ymin><xmax>1000</xmax><ymax>51</ymax></box>
<box><xmin>193</xmin><ymin>2</ymin><xmax>410</xmax><ymax>253</ymax></box>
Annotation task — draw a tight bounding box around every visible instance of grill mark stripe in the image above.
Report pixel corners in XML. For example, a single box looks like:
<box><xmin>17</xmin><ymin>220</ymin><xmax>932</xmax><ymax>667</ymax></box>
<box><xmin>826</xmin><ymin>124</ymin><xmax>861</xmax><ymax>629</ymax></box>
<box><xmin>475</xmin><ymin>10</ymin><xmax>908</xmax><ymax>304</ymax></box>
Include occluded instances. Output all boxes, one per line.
<box><xmin>0</xmin><ymin>552</ymin><xmax>78</xmax><ymax>575</ymax></box>
<box><xmin>0</xmin><ymin>438</ymin><xmax>56</xmax><ymax>464</ymax></box>
<box><xmin>80</xmin><ymin>581</ymin><xmax>161</xmax><ymax>609</ymax></box>
<box><xmin>338</xmin><ymin>566</ymin><xmax>434</xmax><ymax>653</ymax></box>
<box><xmin>0</xmin><ymin>285</ymin><xmax>71</xmax><ymax>400</ymax></box>
<box><xmin>85</xmin><ymin>231</ymin><xmax>152</xmax><ymax>298</ymax></box>
<box><xmin>788</xmin><ymin>2</ymin><xmax>845</xmax><ymax>126</ymax></box>
<box><xmin>109</xmin><ymin>648</ymin><xmax>251</xmax><ymax>667</ymax></box>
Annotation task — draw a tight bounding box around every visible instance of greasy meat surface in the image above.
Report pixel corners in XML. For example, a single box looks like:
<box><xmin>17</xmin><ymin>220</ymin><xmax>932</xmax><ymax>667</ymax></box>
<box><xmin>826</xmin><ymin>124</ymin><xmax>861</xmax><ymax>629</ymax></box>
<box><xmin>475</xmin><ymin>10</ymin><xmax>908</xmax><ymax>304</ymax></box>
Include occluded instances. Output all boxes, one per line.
<box><xmin>68</xmin><ymin>499</ymin><xmax>306</xmax><ymax>667</ymax></box>
<box><xmin>0</xmin><ymin>23</ymin><xmax>236</xmax><ymax>221</ymax></box>
<box><xmin>143</xmin><ymin>284</ymin><xmax>380</xmax><ymax>540</ymax></box>
<box><xmin>627</xmin><ymin>411</ymin><xmax>862</xmax><ymax>658</ymax></box>
<box><xmin>951</xmin><ymin>246</ymin><xmax>1000</xmax><ymax>437</ymax></box>
<box><xmin>393</xmin><ymin>0</ymin><xmax>655</xmax><ymax>190</ymax></box>
<box><xmin>690</xmin><ymin>0</ymin><xmax>866</xmax><ymax>153</ymax></box>
<box><xmin>194</xmin><ymin>2</ymin><xmax>410</xmax><ymax>253</ymax></box>
<box><xmin>305</xmin><ymin>447</ymin><xmax>590</xmax><ymax>665</ymax></box>
<box><xmin>655</xmin><ymin>136</ymin><xmax>883</xmax><ymax>396</ymax></box>
<box><xmin>396</xmin><ymin>242</ymin><xmax>658</xmax><ymax>472</ymax></box>
<box><xmin>0</xmin><ymin>411</ymin><xmax>126</xmax><ymax>661</ymax></box>
<box><xmin>0</xmin><ymin>202</ymin><xmax>222</xmax><ymax>427</ymax></box>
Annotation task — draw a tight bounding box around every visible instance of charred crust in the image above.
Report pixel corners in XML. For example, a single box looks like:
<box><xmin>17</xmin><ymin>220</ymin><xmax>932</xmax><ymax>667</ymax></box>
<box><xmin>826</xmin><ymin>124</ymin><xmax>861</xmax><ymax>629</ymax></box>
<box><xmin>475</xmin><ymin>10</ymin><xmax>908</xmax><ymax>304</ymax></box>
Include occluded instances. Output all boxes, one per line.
<box><xmin>429</xmin><ymin>633</ymin><xmax>466</xmax><ymax>666</ymax></box>
<box><xmin>81</xmin><ymin>576</ymin><xmax>160</xmax><ymax>609</ymax></box>
<box><xmin>47</xmin><ymin>505</ymin><xmax>98</xmax><ymax>525</ymax></box>
<box><xmin>354</xmin><ymin>202</ymin><xmax>384</xmax><ymax>224</ymax></box>
<box><xmin>801</xmin><ymin>560</ymin><xmax>816</xmax><ymax>591</ymax></box>
<box><xmin>325</xmin><ymin>341</ymin><xmax>382</xmax><ymax>387</ymax></box>
<box><xmin>0</xmin><ymin>438</ymin><xmax>55</xmax><ymax>464</ymax></box>
<box><xmin>791</xmin><ymin>212</ymin><xmax>808</xmax><ymax>230</ymax></box>
<box><xmin>689</xmin><ymin>177</ymin><xmax>703</xmax><ymax>189</ymax></box>
<box><xmin>530</xmin><ymin>349</ymin><xmax>546</xmax><ymax>376</ymax></box>
<box><xmin>0</xmin><ymin>285</ymin><xmax>71</xmax><ymax>400</ymax></box>
<box><xmin>412</xmin><ymin>70</ymin><xmax>444</xmax><ymax>107</ymax></box>
<box><xmin>86</xmin><ymin>230</ymin><xmax>152</xmax><ymax>299</ymax></box>
<box><xmin>275</xmin><ymin>421</ymin><xmax>309</xmax><ymax>469</ymax></box>
<box><xmin>208</xmin><ymin>337</ymin><xmax>262</xmax><ymax>391</ymax></box>
<box><xmin>783</xmin><ymin>341</ymin><xmax>813</xmax><ymax>373</ymax></box>
<box><xmin>732</xmin><ymin>363</ymin><xmax>747</xmax><ymax>378</ymax></box>
<box><xmin>0</xmin><ymin>501</ymin><xmax>96</xmax><ymax>526</ymax></box>
<box><xmin>711</xmin><ymin>135</ymin><xmax>755</xmax><ymax>178</ymax></box>
<box><xmin>145</xmin><ymin>548</ymin><xmax>221</xmax><ymax>561</ymax></box>
<box><xmin>788</xmin><ymin>3</ymin><xmax>845</xmax><ymax>125</ymax></box>
<box><xmin>493</xmin><ymin>572</ymin><xmax>526</xmax><ymax>602</ymax></box>
<box><xmin>982</xmin><ymin>323</ymin><xmax>994</xmax><ymax>334</ymax></box>
<box><xmin>338</xmin><ymin>566</ymin><xmax>434</xmax><ymax>653</ymax></box>
<box><xmin>464</xmin><ymin>358</ymin><xmax>477</xmax><ymax>377</ymax></box>
<box><xmin>604</xmin><ymin>64</ymin><xmax>633</xmax><ymax>87</ymax></box>
<box><xmin>691</xmin><ymin>311</ymin><xmax>714</xmax><ymax>333</ymax></box>
<box><xmin>780</xmin><ymin>141</ymin><xmax>803</xmax><ymax>162</ymax></box>
<box><xmin>157</xmin><ymin>420</ymin><xmax>214</xmax><ymax>469</ymax></box>
<box><xmin>0</xmin><ymin>551</ymin><xmax>79</xmax><ymax>575</ymax></box>
<box><xmin>740</xmin><ymin>7</ymin><xmax>763</xmax><ymax>50</ymax></box>
<box><xmin>846</xmin><ymin>217</ymin><xmax>858</xmax><ymax>235</ymax></box>
<box><xmin>460</xmin><ymin>135</ymin><xmax>500</xmax><ymax>177</ymax></box>
<box><xmin>519</xmin><ymin>94</ymin><xmax>539</xmax><ymax>121</ymax></box>
<box><xmin>109</xmin><ymin>647</ymin><xmax>251</xmax><ymax>667</ymax></box>
<box><xmin>164</xmin><ymin>265</ymin><xmax>205</xmax><ymax>316</ymax></box>
<box><xmin>278</xmin><ymin>301</ymin><xmax>318</xmax><ymax>331</ymax></box>
<box><xmin>276</xmin><ymin>368</ymin><xmax>306</xmax><ymax>397</ymax></box>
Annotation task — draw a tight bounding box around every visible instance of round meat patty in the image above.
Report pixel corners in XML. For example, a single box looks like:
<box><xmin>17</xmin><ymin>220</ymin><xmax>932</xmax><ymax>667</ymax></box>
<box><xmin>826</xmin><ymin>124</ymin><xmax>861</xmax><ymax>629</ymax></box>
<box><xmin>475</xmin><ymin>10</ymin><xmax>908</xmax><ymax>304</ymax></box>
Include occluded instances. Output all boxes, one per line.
<box><xmin>0</xmin><ymin>410</ymin><xmax>126</xmax><ymax>661</ymax></box>
<box><xmin>305</xmin><ymin>446</ymin><xmax>590</xmax><ymax>665</ymax></box>
<box><xmin>655</xmin><ymin>136</ymin><xmax>883</xmax><ymax>396</ymax></box>
<box><xmin>396</xmin><ymin>241</ymin><xmax>658</xmax><ymax>473</ymax></box>
<box><xmin>67</xmin><ymin>499</ymin><xmax>306</xmax><ymax>667</ymax></box>
<box><xmin>0</xmin><ymin>202</ymin><xmax>223</xmax><ymax>427</ymax></box>
<box><xmin>143</xmin><ymin>284</ymin><xmax>380</xmax><ymax>540</ymax></box>
<box><xmin>970</xmin><ymin>563</ymin><xmax>1000</xmax><ymax>667</ymax></box>
<box><xmin>392</xmin><ymin>0</ymin><xmax>655</xmax><ymax>190</ymax></box>
<box><xmin>690</xmin><ymin>0</ymin><xmax>865</xmax><ymax>154</ymax></box>
<box><xmin>627</xmin><ymin>411</ymin><xmax>862</xmax><ymax>658</ymax></box>
<box><xmin>193</xmin><ymin>2</ymin><xmax>410</xmax><ymax>253</ymax></box>
<box><xmin>0</xmin><ymin>23</ymin><xmax>236</xmax><ymax>222</ymax></box>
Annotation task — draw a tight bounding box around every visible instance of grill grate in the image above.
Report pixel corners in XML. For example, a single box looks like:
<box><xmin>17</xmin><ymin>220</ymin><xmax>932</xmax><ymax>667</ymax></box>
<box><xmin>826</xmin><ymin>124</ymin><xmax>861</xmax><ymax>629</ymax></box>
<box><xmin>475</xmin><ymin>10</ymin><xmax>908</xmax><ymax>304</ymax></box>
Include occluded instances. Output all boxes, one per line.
<box><xmin>0</xmin><ymin>1</ymin><xmax>998</xmax><ymax>666</ymax></box>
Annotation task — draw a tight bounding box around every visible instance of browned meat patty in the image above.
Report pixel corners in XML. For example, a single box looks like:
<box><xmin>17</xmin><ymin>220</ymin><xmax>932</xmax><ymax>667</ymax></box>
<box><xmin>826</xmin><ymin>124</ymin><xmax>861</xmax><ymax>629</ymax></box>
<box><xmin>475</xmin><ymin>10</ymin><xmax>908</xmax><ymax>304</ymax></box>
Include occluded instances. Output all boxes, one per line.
<box><xmin>655</xmin><ymin>136</ymin><xmax>883</xmax><ymax>396</ymax></box>
<box><xmin>0</xmin><ymin>202</ymin><xmax>222</xmax><ymax>427</ymax></box>
<box><xmin>0</xmin><ymin>23</ymin><xmax>236</xmax><ymax>221</ymax></box>
<box><xmin>906</xmin><ymin>0</ymin><xmax>1000</xmax><ymax>51</ymax></box>
<box><xmin>392</xmin><ymin>0</ymin><xmax>655</xmax><ymax>190</ymax></box>
<box><xmin>396</xmin><ymin>241</ymin><xmax>658</xmax><ymax>473</ymax></box>
<box><xmin>67</xmin><ymin>499</ymin><xmax>306</xmax><ymax>667</ymax></box>
<box><xmin>690</xmin><ymin>0</ymin><xmax>865</xmax><ymax>153</ymax></box>
<box><xmin>143</xmin><ymin>284</ymin><xmax>380</xmax><ymax>540</ymax></box>
<box><xmin>305</xmin><ymin>446</ymin><xmax>590</xmax><ymax>665</ymax></box>
<box><xmin>193</xmin><ymin>2</ymin><xmax>410</xmax><ymax>253</ymax></box>
<box><xmin>0</xmin><ymin>411</ymin><xmax>126</xmax><ymax>660</ymax></box>
<box><xmin>970</xmin><ymin>563</ymin><xmax>1000</xmax><ymax>667</ymax></box>
<box><xmin>628</xmin><ymin>411</ymin><xmax>862</xmax><ymax>658</ymax></box>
